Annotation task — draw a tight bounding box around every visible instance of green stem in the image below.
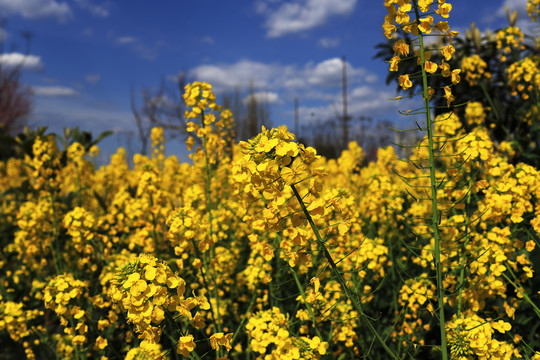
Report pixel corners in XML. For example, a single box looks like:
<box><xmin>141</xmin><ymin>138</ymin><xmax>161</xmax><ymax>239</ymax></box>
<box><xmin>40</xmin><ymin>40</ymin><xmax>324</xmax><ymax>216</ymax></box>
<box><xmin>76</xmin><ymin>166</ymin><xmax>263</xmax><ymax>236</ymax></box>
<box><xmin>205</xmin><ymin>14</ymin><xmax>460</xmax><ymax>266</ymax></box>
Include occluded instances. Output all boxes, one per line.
<box><xmin>412</xmin><ymin>1</ymin><xmax>448</xmax><ymax>358</ymax></box>
<box><xmin>456</xmin><ymin>164</ymin><xmax>473</xmax><ymax>317</ymax></box>
<box><xmin>68</xmin><ymin>317</ymin><xmax>82</xmax><ymax>360</ymax></box>
<box><xmin>164</xmin><ymin>312</ymin><xmax>180</xmax><ymax>360</ymax></box>
<box><xmin>289</xmin><ymin>265</ymin><xmax>323</xmax><ymax>339</ymax></box>
<box><xmin>74</xmin><ymin>162</ymin><xmax>83</xmax><ymax>207</ymax></box>
<box><xmin>290</xmin><ymin>184</ymin><xmax>399</xmax><ymax>360</ymax></box>
<box><xmin>479</xmin><ymin>82</ymin><xmax>500</xmax><ymax>123</ymax></box>
<box><xmin>501</xmin><ymin>267</ymin><xmax>540</xmax><ymax>319</ymax></box>
<box><xmin>200</xmin><ymin>110</ymin><xmax>223</xmax><ymax>358</ymax></box>
<box><xmin>230</xmin><ymin>288</ymin><xmax>258</xmax><ymax>345</ymax></box>
<box><xmin>189</xmin><ymin>240</ymin><xmax>219</xmax><ymax>331</ymax></box>
<box><xmin>48</xmin><ymin>191</ymin><xmax>61</xmax><ymax>274</ymax></box>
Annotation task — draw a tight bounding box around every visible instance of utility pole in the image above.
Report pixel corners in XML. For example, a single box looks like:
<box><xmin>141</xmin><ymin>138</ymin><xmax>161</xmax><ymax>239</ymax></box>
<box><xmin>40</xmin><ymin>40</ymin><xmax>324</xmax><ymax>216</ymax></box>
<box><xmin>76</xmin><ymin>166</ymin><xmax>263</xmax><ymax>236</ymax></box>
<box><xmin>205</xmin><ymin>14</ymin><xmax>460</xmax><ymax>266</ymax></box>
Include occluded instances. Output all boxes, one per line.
<box><xmin>294</xmin><ymin>97</ymin><xmax>299</xmax><ymax>138</ymax></box>
<box><xmin>341</xmin><ymin>55</ymin><xmax>350</xmax><ymax>149</ymax></box>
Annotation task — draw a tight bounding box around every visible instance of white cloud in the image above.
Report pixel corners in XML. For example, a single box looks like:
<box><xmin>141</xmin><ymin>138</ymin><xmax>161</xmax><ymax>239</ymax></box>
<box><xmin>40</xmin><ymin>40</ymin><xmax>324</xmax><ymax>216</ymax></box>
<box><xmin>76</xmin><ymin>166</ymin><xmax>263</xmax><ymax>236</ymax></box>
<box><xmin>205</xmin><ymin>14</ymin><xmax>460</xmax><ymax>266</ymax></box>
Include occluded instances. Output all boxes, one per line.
<box><xmin>283</xmin><ymin>78</ymin><xmax>306</xmax><ymax>89</ymax></box>
<box><xmin>114</xmin><ymin>36</ymin><xmax>160</xmax><ymax>60</ymax></box>
<box><xmin>347</xmin><ymin>86</ymin><xmax>396</xmax><ymax>114</ymax></box>
<box><xmin>189</xmin><ymin>58</ymin><xmax>371</xmax><ymax>98</ymax></box>
<box><xmin>365</xmin><ymin>74</ymin><xmax>378</xmax><ymax>83</ymax></box>
<box><xmin>187</xmin><ymin>57</ymin><xmax>396</xmax><ymax>127</ymax></box>
<box><xmin>318</xmin><ymin>37</ymin><xmax>340</xmax><ymax>48</ymax></box>
<box><xmin>244</xmin><ymin>91</ymin><xmax>280</xmax><ymax>104</ymax></box>
<box><xmin>32</xmin><ymin>86</ymin><xmax>78</xmax><ymax>97</ymax></box>
<box><xmin>85</xmin><ymin>74</ymin><xmax>101</xmax><ymax>84</ymax></box>
<box><xmin>74</xmin><ymin>0</ymin><xmax>109</xmax><ymax>17</ymax></box>
<box><xmin>31</xmin><ymin>97</ymin><xmax>134</xmax><ymax>133</ymax></box>
<box><xmin>307</xmin><ymin>57</ymin><xmax>364</xmax><ymax>87</ymax></box>
<box><xmin>116</xmin><ymin>36</ymin><xmax>138</xmax><ymax>44</ymax></box>
<box><xmin>0</xmin><ymin>53</ymin><xmax>43</xmax><ymax>71</ymax></box>
<box><xmin>189</xmin><ymin>60</ymin><xmax>285</xmax><ymax>92</ymax></box>
<box><xmin>201</xmin><ymin>36</ymin><xmax>215</xmax><ymax>45</ymax></box>
<box><xmin>0</xmin><ymin>0</ymin><xmax>71</xmax><ymax>21</ymax></box>
<box><xmin>492</xmin><ymin>0</ymin><xmax>539</xmax><ymax>33</ymax></box>
<box><xmin>297</xmin><ymin>85</ymin><xmax>399</xmax><ymax>124</ymax></box>
<box><xmin>496</xmin><ymin>0</ymin><xmax>528</xmax><ymax>17</ymax></box>
<box><xmin>350</xmin><ymin>86</ymin><xmax>372</xmax><ymax>98</ymax></box>
<box><xmin>256</xmin><ymin>0</ymin><xmax>357</xmax><ymax>37</ymax></box>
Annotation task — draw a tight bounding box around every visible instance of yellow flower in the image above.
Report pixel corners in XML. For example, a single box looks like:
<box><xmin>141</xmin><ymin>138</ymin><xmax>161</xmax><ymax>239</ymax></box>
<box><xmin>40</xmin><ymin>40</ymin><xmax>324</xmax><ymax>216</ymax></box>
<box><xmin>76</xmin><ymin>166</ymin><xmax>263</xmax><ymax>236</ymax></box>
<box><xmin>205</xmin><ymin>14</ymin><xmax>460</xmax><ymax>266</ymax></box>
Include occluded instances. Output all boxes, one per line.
<box><xmin>123</xmin><ymin>273</ymin><xmax>141</xmax><ymax>289</ymax></box>
<box><xmin>129</xmin><ymin>279</ymin><xmax>148</xmax><ymax>297</ymax></box>
<box><xmin>436</xmin><ymin>2</ymin><xmax>452</xmax><ymax>17</ymax></box>
<box><xmin>94</xmin><ymin>336</ymin><xmax>108</xmax><ymax>350</ymax></box>
<box><xmin>389</xmin><ymin>56</ymin><xmax>400</xmax><ymax>71</ymax></box>
<box><xmin>425</xmin><ymin>60</ymin><xmax>438</xmax><ymax>74</ymax></box>
<box><xmin>177</xmin><ymin>334</ymin><xmax>196</xmax><ymax>356</ymax></box>
<box><xmin>451</xmin><ymin>69</ymin><xmax>461</xmax><ymax>84</ymax></box>
<box><xmin>441</xmin><ymin>44</ymin><xmax>455</xmax><ymax>61</ymax></box>
<box><xmin>417</xmin><ymin>0</ymin><xmax>433</xmax><ymax>12</ymax></box>
<box><xmin>399</xmin><ymin>74</ymin><xmax>413</xmax><ymax>90</ymax></box>
<box><xmin>393</xmin><ymin>39</ymin><xmax>410</xmax><ymax>56</ymax></box>
<box><xmin>383</xmin><ymin>22</ymin><xmax>397</xmax><ymax>39</ymax></box>
<box><xmin>435</xmin><ymin>21</ymin><xmax>449</xmax><ymax>33</ymax></box>
<box><xmin>280</xmin><ymin>158</ymin><xmax>308</xmax><ymax>185</ymax></box>
<box><xmin>209</xmin><ymin>332</ymin><xmax>233</xmax><ymax>351</ymax></box>
<box><xmin>72</xmin><ymin>335</ymin><xmax>86</xmax><ymax>346</ymax></box>
<box><xmin>144</xmin><ymin>265</ymin><xmax>157</xmax><ymax>281</ymax></box>
<box><xmin>309</xmin><ymin>336</ymin><xmax>329</xmax><ymax>355</ymax></box>
<box><xmin>443</xmin><ymin>86</ymin><xmax>455</xmax><ymax>107</ymax></box>
<box><xmin>417</xmin><ymin>16</ymin><xmax>433</xmax><ymax>33</ymax></box>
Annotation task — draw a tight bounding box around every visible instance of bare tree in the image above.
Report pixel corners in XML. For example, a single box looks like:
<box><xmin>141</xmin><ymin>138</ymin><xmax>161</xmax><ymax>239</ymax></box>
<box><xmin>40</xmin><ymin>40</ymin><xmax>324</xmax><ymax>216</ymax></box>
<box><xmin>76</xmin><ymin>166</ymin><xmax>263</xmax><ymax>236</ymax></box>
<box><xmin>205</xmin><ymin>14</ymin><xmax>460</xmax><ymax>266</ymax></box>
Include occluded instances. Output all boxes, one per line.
<box><xmin>130</xmin><ymin>72</ymin><xmax>188</xmax><ymax>154</ymax></box>
<box><xmin>301</xmin><ymin>115</ymin><xmax>395</xmax><ymax>161</ymax></box>
<box><xmin>340</xmin><ymin>55</ymin><xmax>351</xmax><ymax>149</ymax></box>
<box><xmin>0</xmin><ymin>23</ymin><xmax>32</xmax><ymax>135</ymax></box>
<box><xmin>222</xmin><ymin>82</ymin><xmax>272</xmax><ymax>141</ymax></box>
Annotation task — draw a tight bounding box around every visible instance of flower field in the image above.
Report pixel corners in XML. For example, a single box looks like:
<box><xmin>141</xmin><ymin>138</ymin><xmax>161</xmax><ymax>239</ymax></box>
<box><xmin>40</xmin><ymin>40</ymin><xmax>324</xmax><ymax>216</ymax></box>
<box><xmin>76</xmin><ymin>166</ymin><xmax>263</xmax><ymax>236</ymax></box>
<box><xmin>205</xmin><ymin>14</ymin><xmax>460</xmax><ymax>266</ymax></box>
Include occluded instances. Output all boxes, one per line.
<box><xmin>1</xmin><ymin>1</ymin><xmax>540</xmax><ymax>359</ymax></box>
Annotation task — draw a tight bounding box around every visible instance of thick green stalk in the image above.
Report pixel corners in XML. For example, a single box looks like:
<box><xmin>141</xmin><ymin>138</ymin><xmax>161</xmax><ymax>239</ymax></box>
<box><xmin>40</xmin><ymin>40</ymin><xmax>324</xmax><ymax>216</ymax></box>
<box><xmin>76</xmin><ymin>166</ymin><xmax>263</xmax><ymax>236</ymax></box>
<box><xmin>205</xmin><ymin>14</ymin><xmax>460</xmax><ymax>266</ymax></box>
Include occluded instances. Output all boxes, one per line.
<box><xmin>290</xmin><ymin>185</ymin><xmax>399</xmax><ymax>360</ymax></box>
<box><xmin>412</xmin><ymin>1</ymin><xmax>448</xmax><ymax>358</ymax></box>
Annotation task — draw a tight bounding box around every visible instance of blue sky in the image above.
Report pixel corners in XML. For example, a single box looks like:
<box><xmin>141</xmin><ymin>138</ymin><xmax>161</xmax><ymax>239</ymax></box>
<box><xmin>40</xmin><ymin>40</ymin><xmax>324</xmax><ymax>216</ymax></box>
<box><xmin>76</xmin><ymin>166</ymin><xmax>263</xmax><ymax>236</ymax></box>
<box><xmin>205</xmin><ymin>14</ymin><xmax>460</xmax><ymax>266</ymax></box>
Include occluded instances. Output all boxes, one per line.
<box><xmin>0</xmin><ymin>0</ymin><xmax>535</xmax><ymax>159</ymax></box>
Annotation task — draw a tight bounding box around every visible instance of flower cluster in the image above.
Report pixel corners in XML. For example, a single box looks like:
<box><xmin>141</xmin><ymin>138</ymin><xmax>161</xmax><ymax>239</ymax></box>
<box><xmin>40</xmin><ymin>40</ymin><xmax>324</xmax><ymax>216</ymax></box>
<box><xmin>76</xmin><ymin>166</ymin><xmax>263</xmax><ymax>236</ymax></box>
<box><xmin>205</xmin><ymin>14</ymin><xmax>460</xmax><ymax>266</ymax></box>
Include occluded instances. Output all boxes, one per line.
<box><xmin>528</xmin><ymin>0</ymin><xmax>540</xmax><ymax>20</ymax></box>
<box><xmin>507</xmin><ymin>56</ymin><xmax>540</xmax><ymax>100</ymax></box>
<box><xmin>464</xmin><ymin>102</ymin><xmax>486</xmax><ymax>127</ymax></box>
<box><xmin>109</xmin><ymin>253</ymin><xmax>207</xmax><ymax>354</ymax></box>
<box><xmin>238</xmin><ymin>126</ymin><xmax>330</xmax><ymax>266</ymax></box>
<box><xmin>383</xmin><ymin>0</ymin><xmax>455</xmax><ymax>39</ymax></box>
<box><xmin>447</xmin><ymin>313</ymin><xmax>518</xmax><ymax>359</ymax></box>
<box><xmin>496</xmin><ymin>26</ymin><xmax>525</xmax><ymax>61</ymax></box>
<box><xmin>239</xmin><ymin>125</ymin><xmax>319</xmax><ymax>197</ymax></box>
<box><xmin>461</xmin><ymin>54</ymin><xmax>491</xmax><ymax>86</ymax></box>
<box><xmin>63</xmin><ymin>206</ymin><xmax>96</xmax><ymax>255</ymax></box>
<box><xmin>246</xmin><ymin>307</ymin><xmax>328</xmax><ymax>359</ymax></box>
<box><xmin>43</xmin><ymin>274</ymin><xmax>90</xmax><ymax>348</ymax></box>
<box><xmin>27</xmin><ymin>135</ymin><xmax>61</xmax><ymax>191</ymax></box>
<box><xmin>150</xmin><ymin>127</ymin><xmax>166</xmax><ymax>161</ymax></box>
<box><xmin>183</xmin><ymin>81</ymin><xmax>218</xmax><ymax>120</ymax></box>
<box><xmin>13</xmin><ymin>198</ymin><xmax>55</xmax><ymax>270</ymax></box>
<box><xmin>384</xmin><ymin>0</ymin><xmax>461</xmax><ymax>107</ymax></box>
<box><xmin>0</xmin><ymin>301</ymin><xmax>43</xmax><ymax>359</ymax></box>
